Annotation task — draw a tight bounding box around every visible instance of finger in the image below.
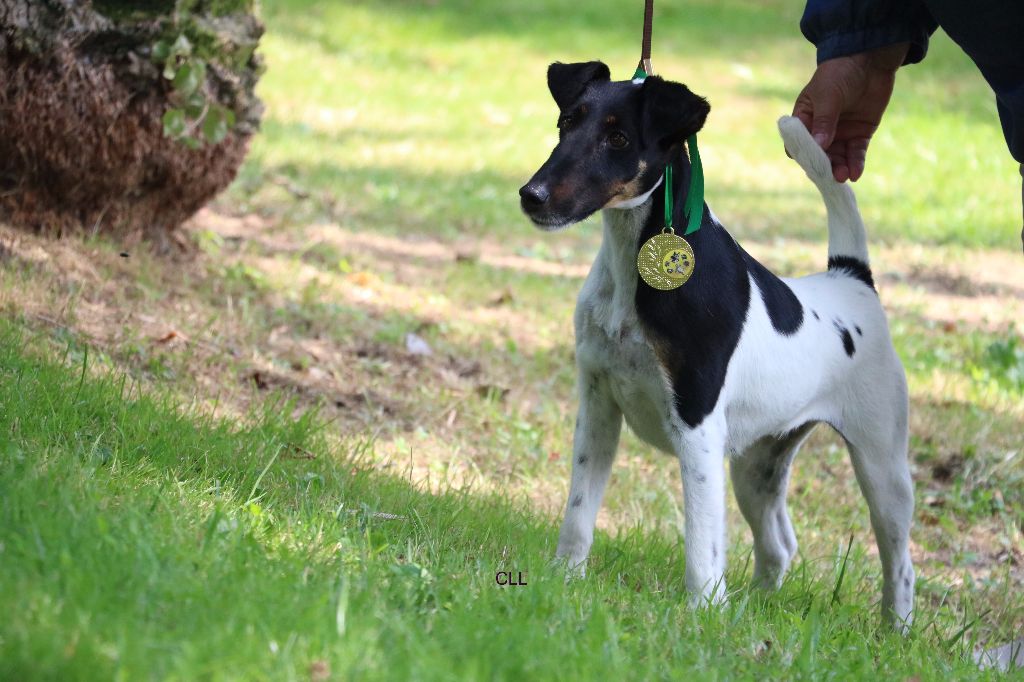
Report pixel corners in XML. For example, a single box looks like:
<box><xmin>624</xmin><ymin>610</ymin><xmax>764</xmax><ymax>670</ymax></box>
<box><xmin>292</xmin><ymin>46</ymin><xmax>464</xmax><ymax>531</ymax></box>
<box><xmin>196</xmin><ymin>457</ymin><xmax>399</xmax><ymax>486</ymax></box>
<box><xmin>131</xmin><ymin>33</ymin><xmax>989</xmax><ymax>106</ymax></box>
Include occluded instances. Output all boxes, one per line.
<box><xmin>807</xmin><ymin>86</ymin><xmax>841</xmax><ymax>150</ymax></box>
<box><xmin>846</xmin><ymin>138</ymin><xmax>869</xmax><ymax>182</ymax></box>
<box><xmin>792</xmin><ymin>88</ymin><xmax>816</xmax><ymax>131</ymax></box>
<box><xmin>826</xmin><ymin>149</ymin><xmax>850</xmax><ymax>183</ymax></box>
<box><xmin>792</xmin><ymin>107</ymin><xmax>813</xmax><ymax>134</ymax></box>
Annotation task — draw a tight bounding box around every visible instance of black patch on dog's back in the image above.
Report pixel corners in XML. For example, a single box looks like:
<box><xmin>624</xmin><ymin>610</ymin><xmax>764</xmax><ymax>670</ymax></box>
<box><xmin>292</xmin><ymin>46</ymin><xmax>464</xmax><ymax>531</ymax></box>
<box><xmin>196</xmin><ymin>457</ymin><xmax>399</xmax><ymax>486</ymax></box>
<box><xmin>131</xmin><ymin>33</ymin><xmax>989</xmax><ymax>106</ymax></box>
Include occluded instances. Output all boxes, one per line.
<box><xmin>827</xmin><ymin>255</ymin><xmax>875</xmax><ymax>290</ymax></box>
<box><xmin>742</xmin><ymin>251</ymin><xmax>803</xmax><ymax>336</ymax></box>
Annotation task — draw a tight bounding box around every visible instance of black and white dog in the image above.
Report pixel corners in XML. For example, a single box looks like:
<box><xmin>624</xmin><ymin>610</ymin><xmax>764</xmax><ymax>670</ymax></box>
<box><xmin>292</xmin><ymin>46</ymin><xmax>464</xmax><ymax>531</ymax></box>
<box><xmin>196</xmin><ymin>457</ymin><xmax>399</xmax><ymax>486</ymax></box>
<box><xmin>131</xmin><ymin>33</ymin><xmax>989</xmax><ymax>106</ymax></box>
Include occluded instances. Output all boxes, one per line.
<box><xmin>519</xmin><ymin>61</ymin><xmax>914</xmax><ymax>629</ymax></box>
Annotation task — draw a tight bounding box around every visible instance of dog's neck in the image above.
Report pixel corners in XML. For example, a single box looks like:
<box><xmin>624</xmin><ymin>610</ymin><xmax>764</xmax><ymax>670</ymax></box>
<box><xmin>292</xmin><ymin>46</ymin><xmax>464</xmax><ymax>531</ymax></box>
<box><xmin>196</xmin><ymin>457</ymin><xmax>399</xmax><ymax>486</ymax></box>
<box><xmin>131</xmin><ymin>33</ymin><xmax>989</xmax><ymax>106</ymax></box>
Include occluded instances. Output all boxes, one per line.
<box><xmin>600</xmin><ymin>197</ymin><xmax>650</xmax><ymax>288</ymax></box>
<box><xmin>599</xmin><ymin>145</ymin><xmax>720</xmax><ymax>295</ymax></box>
<box><xmin>594</xmin><ymin>146</ymin><xmax>754</xmax><ymax>429</ymax></box>
<box><xmin>598</xmin><ymin>145</ymin><xmax>753</xmax><ymax>400</ymax></box>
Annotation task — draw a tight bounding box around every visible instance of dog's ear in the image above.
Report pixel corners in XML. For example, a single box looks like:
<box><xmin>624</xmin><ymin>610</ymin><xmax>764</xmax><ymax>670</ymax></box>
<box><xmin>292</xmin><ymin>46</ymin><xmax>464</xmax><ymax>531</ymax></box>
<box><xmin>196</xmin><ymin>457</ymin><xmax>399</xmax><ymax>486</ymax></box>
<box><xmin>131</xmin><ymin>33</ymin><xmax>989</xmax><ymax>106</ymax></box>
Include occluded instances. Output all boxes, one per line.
<box><xmin>641</xmin><ymin>76</ymin><xmax>710</xmax><ymax>149</ymax></box>
<box><xmin>547</xmin><ymin>61</ymin><xmax>611</xmax><ymax>110</ymax></box>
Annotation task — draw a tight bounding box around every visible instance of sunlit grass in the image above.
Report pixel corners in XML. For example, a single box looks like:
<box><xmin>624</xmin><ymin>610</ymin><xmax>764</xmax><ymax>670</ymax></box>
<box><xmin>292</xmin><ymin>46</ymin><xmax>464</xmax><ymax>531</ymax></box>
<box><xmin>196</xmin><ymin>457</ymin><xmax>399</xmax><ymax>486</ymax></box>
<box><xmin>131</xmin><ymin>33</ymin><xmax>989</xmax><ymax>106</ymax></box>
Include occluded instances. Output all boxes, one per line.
<box><xmin>0</xmin><ymin>0</ymin><xmax>1021</xmax><ymax>677</ymax></box>
<box><xmin>235</xmin><ymin>0</ymin><xmax>1020</xmax><ymax>248</ymax></box>
<box><xmin>0</xmin><ymin>320</ymin><xmax>1012</xmax><ymax>680</ymax></box>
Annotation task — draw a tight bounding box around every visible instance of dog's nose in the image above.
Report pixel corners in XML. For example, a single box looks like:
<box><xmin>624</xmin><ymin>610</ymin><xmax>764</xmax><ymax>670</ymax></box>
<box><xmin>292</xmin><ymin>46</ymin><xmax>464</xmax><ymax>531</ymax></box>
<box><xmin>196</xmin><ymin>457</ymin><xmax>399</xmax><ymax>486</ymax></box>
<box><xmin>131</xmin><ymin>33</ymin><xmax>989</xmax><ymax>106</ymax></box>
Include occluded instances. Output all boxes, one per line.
<box><xmin>519</xmin><ymin>183</ymin><xmax>550</xmax><ymax>209</ymax></box>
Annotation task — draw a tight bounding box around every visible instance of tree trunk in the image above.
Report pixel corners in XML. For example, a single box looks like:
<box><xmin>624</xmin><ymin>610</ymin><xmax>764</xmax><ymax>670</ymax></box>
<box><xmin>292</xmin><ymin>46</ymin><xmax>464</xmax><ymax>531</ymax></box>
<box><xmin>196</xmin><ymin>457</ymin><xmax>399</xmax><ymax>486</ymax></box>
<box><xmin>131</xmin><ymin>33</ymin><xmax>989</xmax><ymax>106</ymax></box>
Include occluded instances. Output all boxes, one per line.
<box><xmin>0</xmin><ymin>0</ymin><xmax>263</xmax><ymax>245</ymax></box>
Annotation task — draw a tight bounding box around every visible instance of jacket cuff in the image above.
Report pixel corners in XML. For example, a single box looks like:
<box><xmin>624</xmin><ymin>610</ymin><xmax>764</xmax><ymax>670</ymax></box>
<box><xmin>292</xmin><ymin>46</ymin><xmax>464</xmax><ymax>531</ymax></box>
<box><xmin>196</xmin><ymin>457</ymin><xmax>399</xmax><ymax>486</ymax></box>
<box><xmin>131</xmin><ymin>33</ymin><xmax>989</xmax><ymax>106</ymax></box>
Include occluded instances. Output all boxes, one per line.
<box><xmin>813</xmin><ymin>24</ymin><xmax>931</xmax><ymax>65</ymax></box>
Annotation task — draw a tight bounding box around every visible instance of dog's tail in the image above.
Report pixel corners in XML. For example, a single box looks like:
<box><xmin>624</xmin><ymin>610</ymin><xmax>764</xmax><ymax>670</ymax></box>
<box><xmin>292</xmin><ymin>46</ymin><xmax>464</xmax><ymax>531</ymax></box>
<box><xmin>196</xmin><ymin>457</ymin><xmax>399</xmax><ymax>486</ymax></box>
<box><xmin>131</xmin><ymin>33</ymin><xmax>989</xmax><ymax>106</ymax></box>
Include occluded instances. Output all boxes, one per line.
<box><xmin>777</xmin><ymin>116</ymin><xmax>873</xmax><ymax>286</ymax></box>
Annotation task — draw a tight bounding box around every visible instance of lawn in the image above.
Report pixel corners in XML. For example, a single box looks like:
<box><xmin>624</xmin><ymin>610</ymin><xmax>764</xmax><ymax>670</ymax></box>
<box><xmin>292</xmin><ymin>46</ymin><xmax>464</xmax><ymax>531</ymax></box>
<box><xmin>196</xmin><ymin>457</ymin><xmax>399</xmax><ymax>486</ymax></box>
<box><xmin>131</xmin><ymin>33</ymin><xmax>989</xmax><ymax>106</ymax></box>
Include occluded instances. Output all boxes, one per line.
<box><xmin>0</xmin><ymin>0</ymin><xmax>1022</xmax><ymax>678</ymax></box>
<box><xmin>0</xmin><ymin>320</ymin><xmax>1011</xmax><ymax>680</ymax></box>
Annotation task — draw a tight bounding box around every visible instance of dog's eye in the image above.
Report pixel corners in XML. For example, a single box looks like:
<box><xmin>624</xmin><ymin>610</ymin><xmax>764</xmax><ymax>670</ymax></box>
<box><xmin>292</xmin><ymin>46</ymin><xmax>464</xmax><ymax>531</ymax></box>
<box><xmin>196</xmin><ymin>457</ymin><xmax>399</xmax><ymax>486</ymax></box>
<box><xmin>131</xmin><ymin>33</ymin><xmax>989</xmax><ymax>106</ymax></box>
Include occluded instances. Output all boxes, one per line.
<box><xmin>608</xmin><ymin>131</ymin><xmax>629</xmax><ymax>149</ymax></box>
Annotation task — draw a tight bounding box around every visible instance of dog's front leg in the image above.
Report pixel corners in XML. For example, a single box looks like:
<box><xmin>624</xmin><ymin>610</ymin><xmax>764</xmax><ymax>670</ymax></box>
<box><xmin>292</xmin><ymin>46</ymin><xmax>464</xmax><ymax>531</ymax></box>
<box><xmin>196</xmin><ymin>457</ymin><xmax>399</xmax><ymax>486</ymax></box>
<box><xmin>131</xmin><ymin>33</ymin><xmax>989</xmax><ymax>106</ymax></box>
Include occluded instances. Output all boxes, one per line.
<box><xmin>677</xmin><ymin>422</ymin><xmax>728</xmax><ymax>605</ymax></box>
<box><xmin>555</xmin><ymin>371</ymin><xmax>622</xmax><ymax>573</ymax></box>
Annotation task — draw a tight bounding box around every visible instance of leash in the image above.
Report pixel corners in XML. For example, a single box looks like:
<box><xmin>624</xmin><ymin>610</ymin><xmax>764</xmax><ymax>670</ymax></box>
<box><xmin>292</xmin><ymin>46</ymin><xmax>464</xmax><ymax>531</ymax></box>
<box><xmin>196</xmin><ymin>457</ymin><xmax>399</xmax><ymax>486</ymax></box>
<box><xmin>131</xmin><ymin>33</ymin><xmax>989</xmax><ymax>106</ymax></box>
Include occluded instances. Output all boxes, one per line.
<box><xmin>636</xmin><ymin>0</ymin><xmax>654</xmax><ymax>79</ymax></box>
<box><xmin>632</xmin><ymin>0</ymin><xmax>705</xmax><ymax>290</ymax></box>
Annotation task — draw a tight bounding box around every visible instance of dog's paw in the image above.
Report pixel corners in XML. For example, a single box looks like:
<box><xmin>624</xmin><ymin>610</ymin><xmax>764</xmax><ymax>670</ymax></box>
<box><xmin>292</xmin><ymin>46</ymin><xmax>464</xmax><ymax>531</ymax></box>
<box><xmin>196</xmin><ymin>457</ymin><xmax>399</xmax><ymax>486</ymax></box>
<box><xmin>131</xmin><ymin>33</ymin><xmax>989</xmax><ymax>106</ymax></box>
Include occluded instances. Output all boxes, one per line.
<box><xmin>686</xmin><ymin>581</ymin><xmax>729</xmax><ymax>609</ymax></box>
<box><xmin>551</xmin><ymin>552</ymin><xmax>587</xmax><ymax>581</ymax></box>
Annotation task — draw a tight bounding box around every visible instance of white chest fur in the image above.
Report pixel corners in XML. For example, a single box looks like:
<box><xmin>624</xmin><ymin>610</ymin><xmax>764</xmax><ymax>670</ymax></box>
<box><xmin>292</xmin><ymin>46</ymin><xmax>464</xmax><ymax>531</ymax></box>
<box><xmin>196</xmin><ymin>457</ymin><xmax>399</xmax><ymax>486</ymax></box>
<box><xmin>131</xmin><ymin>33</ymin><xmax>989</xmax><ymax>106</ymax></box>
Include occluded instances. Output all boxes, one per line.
<box><xmin>574</xmin><ymin>204</ymin><xmax>676</xmax><ymax>453</ymax></box>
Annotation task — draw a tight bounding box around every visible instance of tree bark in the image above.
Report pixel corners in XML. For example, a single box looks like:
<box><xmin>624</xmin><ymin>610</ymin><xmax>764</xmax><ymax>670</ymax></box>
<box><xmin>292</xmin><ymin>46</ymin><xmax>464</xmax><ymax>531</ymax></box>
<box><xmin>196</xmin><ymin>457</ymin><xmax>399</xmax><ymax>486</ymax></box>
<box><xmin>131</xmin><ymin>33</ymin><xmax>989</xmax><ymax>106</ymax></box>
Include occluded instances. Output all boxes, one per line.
<box><xmin>0</xmin><ymin>0</ymin><xmax>263</xmax><ymax>244</ymax></box>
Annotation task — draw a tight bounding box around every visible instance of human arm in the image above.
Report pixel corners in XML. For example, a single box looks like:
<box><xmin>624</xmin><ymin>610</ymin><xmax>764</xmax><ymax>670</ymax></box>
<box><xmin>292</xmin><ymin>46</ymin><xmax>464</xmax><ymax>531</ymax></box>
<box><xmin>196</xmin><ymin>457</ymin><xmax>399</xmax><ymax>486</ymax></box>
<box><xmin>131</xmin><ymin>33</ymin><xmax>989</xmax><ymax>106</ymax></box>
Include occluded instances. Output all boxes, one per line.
<box><xmin>800</xmin><ymin>0</ymin><xmax>937</xmax><ymax>66</ymax></box>
<box><xmin>794</xmin><ymin>1</ymin><xmax>938</xmax><ymax>182</ymax></box>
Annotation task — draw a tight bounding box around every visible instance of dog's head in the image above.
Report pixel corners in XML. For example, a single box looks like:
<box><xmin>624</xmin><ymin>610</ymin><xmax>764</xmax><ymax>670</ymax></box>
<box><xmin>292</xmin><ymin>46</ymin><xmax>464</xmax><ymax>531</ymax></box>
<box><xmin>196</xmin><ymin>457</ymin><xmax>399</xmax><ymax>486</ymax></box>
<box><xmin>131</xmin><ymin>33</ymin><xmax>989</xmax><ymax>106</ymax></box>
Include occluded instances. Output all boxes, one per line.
<box><xmin>519</xmin><ymin>60</ymin><xmax>710</xmax><ymax>230</ymax></box>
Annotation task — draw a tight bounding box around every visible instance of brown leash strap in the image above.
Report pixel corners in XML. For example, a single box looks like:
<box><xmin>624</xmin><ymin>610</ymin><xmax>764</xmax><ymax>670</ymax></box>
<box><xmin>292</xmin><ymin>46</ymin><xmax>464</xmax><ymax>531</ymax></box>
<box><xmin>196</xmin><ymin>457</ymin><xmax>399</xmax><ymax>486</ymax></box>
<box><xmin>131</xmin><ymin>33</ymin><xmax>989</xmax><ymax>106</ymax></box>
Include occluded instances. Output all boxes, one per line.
<box><xmin>638</xmin><ymin>0</ymin><xmax>654</xmax><ymax>76</ymax></box>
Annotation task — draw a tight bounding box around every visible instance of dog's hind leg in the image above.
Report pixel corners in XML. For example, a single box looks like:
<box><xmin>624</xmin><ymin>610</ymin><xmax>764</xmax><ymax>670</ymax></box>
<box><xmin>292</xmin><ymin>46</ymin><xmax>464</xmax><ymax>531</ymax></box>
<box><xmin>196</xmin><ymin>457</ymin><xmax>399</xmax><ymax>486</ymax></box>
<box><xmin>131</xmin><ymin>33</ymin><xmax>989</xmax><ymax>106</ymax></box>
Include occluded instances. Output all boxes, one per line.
<box><xmin>839</xmin><ymin>380</ymin><xmax>915</xmax><ymax>632</ymax></box>
<box><xmin>730</xmin><ymin>423</ymin><xmax>816</xmax><ymax>589</ymax></box>
<box><xmin>555</xmin><ymin>371</ymin><xmax>623</xmax><ymax>573</ymax></box>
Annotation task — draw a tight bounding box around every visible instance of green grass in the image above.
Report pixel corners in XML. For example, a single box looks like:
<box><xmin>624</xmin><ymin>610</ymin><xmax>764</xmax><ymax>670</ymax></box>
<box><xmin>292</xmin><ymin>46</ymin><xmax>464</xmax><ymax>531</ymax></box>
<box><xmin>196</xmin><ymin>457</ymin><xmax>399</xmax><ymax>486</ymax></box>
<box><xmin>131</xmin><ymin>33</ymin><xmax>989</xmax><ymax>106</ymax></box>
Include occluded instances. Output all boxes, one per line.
<box><xmin>0</xmin><ymin>320</ymin><xmax>1008</xmax><ymax>679</ymax></box>
<box><xmin>1</xmin><ymin>0</ymin><xmax>1022</xmax><ymax>677</ymax></box>
<box><xmin>233</xmin><ymin>0</ymin><xmax>1022</xmax><ymax>249</ymax></box>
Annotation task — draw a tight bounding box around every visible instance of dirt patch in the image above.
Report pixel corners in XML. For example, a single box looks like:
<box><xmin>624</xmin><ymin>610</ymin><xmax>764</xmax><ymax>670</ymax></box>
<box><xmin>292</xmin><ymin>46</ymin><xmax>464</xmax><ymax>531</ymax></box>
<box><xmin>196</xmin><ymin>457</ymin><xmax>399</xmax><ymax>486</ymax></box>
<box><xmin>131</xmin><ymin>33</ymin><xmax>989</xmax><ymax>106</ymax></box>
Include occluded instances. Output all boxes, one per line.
<box><xmin>897</xmin><ymin>264</ymin><xmax>1024</xmax><ymax>299</ymax></box>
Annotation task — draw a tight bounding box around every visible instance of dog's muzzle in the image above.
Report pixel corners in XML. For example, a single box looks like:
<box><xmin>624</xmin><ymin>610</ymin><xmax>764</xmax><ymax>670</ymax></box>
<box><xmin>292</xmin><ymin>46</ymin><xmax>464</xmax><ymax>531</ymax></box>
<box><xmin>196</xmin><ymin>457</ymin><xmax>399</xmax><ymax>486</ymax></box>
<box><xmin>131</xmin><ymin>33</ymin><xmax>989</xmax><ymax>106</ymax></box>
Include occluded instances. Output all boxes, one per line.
<box><xmin>519</xmin><ymin>182</ymin><xmax>550</xmax><ymax>212</ymax></box>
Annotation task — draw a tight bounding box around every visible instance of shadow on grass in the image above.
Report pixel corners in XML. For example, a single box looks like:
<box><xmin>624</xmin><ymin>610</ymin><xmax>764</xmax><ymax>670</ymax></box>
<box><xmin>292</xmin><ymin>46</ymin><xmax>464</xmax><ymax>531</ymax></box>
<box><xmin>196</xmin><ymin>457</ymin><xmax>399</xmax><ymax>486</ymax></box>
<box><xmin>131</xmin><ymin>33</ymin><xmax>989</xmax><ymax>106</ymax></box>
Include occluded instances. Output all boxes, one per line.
<box><xmin>237</xmin><ymin>115</ymin><xmax>1018</xmax><ymax>249</ymax></box>
<box><xmin>237</xmin><ymin>120</ymin><xmax>827</xmax><ymax>245</ymax></box>
<box><xmin>235</xmin><ymin>162</ymin><xmax>560</xmax><ymax>244</ymax></box>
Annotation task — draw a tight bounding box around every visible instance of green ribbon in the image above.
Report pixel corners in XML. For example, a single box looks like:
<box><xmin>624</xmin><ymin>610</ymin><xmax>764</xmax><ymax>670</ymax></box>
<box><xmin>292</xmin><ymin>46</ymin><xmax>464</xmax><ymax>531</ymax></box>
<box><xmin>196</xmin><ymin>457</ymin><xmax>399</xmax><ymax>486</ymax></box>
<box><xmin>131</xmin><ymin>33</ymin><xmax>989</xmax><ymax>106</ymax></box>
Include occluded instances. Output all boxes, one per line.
<box><xmin>680</xmin><ymin>134</ymin><xmax>704</xmax><ymax>236</ymax></box>
<box><xmin>634</xmin><ymin>67</ymin><xmax>704</xmax><ymax>236</ymax></box>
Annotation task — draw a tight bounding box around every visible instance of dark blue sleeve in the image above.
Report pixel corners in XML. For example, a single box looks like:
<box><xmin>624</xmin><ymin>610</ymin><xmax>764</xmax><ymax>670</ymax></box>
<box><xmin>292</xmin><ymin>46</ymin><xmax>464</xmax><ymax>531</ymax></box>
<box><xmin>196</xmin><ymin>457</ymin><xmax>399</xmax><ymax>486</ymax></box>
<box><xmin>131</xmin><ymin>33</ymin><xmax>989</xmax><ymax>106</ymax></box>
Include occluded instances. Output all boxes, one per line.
<box><xmin>801</xmin><ymin>0</ymin><xmax>939</xmax><ymax>65</ymax></box>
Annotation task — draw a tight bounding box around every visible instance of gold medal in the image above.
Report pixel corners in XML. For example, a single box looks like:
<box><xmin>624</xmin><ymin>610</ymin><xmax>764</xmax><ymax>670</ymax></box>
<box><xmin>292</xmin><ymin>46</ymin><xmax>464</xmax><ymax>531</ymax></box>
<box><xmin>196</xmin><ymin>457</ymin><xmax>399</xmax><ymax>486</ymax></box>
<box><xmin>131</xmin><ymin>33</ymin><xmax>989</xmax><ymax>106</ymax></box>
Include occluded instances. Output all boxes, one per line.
<box><xmin>637</xmin><ymin>229</ymin><xmax>695</xmax><ymax>290</ymax></box>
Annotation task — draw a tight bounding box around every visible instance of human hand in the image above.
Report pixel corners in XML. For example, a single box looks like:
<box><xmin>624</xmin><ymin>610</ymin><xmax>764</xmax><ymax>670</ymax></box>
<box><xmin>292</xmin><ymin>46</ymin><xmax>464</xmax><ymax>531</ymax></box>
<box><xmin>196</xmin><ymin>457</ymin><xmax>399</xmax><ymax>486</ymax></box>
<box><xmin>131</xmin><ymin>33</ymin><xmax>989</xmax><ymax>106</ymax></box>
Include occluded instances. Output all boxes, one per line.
<box><xmin>792</xmin><ymin>43</ymin><xmax>909</xmax><ymax>182</ymax></box>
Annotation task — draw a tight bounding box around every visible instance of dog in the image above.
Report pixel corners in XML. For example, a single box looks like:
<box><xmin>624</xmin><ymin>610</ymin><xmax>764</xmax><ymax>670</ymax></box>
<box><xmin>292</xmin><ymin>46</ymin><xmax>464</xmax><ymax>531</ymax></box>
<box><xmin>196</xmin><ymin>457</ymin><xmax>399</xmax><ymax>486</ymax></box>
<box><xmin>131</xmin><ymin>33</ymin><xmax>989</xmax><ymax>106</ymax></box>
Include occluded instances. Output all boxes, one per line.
<box><xmin>519</xmin><ymin>61</ymin><xmax>914</xmax><ymax>630</ymax></box>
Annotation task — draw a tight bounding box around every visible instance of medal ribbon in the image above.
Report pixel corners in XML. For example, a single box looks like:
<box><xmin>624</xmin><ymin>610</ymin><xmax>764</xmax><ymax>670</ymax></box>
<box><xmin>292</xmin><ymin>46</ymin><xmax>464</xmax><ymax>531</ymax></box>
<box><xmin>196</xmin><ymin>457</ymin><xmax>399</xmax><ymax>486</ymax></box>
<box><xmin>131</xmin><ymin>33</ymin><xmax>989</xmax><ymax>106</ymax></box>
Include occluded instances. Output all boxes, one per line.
<box><xmin>680</xmin><ymin>134</ymin><xmax>703</xmax><ymax>236</ymax></box>
<box><xmin>660</xmin><ymin>137</ymin><xmax>703</xmax><ymax>235</ymax></box>
<box><xmin>634</xmin><ymin>67</ymin><xmax>703</xmax><ymax>236</ymax></box>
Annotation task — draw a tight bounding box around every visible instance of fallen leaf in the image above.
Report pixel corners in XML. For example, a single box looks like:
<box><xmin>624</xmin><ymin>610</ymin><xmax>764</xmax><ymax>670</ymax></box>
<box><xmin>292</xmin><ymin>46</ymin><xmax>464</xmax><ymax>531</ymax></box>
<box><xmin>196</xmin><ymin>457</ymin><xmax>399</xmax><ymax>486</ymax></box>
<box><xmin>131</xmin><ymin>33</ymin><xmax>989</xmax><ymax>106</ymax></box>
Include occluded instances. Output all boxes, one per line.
<box><xmin>405</xmin><ymin>332</ymin><xmax>432</xmax><ymax>356</ymax></box>
<box><xmin>309</xmin><ymin>659</ymin><xmax>331</xmax><ymax>681</ymax></box>
<box><xmin>348</xmin><ymin>271</ymin><xmax>375</xmax><ymax>287</ymax></box>
<box><xmin>156</xmin><ymin>330</ymin><xmax>186</xmax><ymax>344</ymax></box>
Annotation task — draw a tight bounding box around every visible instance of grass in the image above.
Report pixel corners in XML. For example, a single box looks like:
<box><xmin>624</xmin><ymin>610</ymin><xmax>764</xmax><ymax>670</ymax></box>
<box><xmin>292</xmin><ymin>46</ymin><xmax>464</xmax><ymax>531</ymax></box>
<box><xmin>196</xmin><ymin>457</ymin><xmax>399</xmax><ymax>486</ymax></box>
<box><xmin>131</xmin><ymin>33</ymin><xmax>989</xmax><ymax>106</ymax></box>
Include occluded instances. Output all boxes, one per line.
<box><xmin>240</xmin><ymin>0</ymin><xmax>1021</xmax><ymax>248</ymax></box>
<box><xmin>0</xmin><ymin>320</ymin><xmax>1010</xmax><ymax>679</ymax></box>
<box><xmin>0</xmin><ymin>0</ymin><xmax>1022</xmax><ymax>677</ymax></box>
